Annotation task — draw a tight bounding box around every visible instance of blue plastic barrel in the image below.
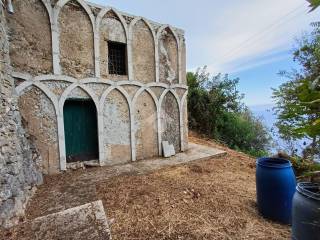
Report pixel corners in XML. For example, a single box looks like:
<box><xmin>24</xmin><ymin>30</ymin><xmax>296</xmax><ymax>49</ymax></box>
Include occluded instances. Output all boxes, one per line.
<box><xmin>292</xmin><ymin>182</ymin><xmax>320</xmax><ymax>240</ymax></box>
<box><xmin>256</xmin><ymin>157</ymin><xmax>296</xmax><ymax>224</ymax></box>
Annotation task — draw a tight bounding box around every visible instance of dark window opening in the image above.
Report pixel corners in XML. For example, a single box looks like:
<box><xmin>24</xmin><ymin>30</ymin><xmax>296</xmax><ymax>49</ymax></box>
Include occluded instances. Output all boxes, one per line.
<box><xmin>108</xmin><ymin>41</ymin><xmax>127</xmax><ymax>75</ymax></box>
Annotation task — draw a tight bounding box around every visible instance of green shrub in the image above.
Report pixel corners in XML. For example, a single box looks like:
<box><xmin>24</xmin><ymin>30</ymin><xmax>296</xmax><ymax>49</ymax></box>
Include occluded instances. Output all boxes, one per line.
<box><xmin>290</xmin><ymin>156</ymin><xmax>320</xmax><ymax>176</ymax></box>
<box><xmin>187</xmin><ymin>67</ymin><xmax>271</xmax><ymax>158</ymax></box>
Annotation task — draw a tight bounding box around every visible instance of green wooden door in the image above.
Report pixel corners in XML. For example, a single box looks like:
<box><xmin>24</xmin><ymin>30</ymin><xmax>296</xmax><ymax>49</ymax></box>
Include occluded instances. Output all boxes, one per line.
<box><xmin>64</xmin><ymin>99</ymin><xmax>99</xmax><ymax>163</ymax></box>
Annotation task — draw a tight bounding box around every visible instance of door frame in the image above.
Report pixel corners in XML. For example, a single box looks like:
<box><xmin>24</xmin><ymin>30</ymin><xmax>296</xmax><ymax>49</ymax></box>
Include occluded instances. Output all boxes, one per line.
<box><xmin>57</xmin><ymin>85</ymin><xmax>104</xmax><ymax>171</ymax></box>
<box><xmin>63</xmin><ymin>98</ymin><xmax>99</xmax><ymax>163</ymax></box>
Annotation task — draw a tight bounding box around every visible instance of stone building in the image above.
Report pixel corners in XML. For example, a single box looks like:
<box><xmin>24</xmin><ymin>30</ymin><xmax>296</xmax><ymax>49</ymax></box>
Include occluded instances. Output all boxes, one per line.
<box><xmin>5</xmin><ymin>0</ymin><xmax>188</xmax><ymax>175</ymax></box>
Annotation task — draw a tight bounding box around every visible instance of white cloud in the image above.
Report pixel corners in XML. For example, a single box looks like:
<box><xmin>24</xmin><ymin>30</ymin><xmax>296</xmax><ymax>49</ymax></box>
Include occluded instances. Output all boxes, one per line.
<box><xmin>190</xmin><ymin>0</ymin><xmax>319</xmax><ymax>74</ymax></box>
<box><xmin>91</xmin><ymin>0</ymin><xmax>318</xmax><ymax>75</ymax></box>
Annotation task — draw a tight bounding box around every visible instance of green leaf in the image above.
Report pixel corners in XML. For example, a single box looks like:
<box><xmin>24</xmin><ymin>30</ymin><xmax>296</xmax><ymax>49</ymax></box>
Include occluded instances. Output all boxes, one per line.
<box><xmin>307</xmin><ymin>0</ymin><xmax>320</xmax><ymax>12</ymax></box>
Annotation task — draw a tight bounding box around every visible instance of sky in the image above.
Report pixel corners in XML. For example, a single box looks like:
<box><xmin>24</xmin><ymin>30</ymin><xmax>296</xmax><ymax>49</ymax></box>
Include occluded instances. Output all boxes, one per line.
<box><xmin>89</xmin><ymin>0</ymin><xmax>319</xmax><ymax>106</ymax></box>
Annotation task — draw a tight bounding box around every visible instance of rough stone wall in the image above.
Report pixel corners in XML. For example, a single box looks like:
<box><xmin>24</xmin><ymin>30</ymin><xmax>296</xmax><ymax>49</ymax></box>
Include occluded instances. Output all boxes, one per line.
<box><xmin>159</xmin><ymin>28</ymin><xmax>178</xmax><ymax>85</ymax></box>
<box><xmin>161</xmin><ymin>92</ymin><xmax>180</xmax><ymax>152</ymax></box>
<box><xmin>134</xmin><ymin>92</ymin><xmax>158</xmax><ymax>160</ymax></box>
<box><xmin>60</xmin><ymin>1</ymin><xmax>94</xmax><ymax>79</ymax></box>
<box><xmin>132</xmin><ymin>20</ymin><xmax>155</xmax><ymax>83</ymax></box>
<box><xmin>6</xmin><ymin>0</ymin><xmax>52</xmax><ymax>76</ymax></box>
<box><xmin>0</xmin><ymin>6</ymin><xmax>43</xmax><ymax>228</ymax></box>
<box><xmin>103</xmin><ymin>90</ymin><xmax>131</xmax><ymax>165</ymax></box>
<box><xmin>18</xmin><ymin>87</ymin><xmax>59</xmax><ymax>175</ymax></box>
<box><xmin>99</xmin><ymin>11</ymin><xmax>128</xmax><ymax>81</ymax></box>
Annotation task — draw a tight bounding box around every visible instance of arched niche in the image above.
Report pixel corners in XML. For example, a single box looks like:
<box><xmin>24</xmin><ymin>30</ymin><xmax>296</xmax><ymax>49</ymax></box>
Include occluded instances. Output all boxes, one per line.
<box><xmin>160</xmin><ymin>91</ymin><xmax>181</xmax><ymax>152</ymax></box>
<box><xmin>99</xmin><ymin>10</ymin><xmax>128</xmax><ymax>81</ymax></box>
<box><xmin>158</xmin><ymin>27</ymin><xmax>179</xmax><ymax>84</ymax></box>
<box><xmin>7</xmin><ymin>0</ymin><xmax>52</xmax><ymax>75</ymax></box>
<box><xmin>132</xmin><ymin>19</ymin><xmax>155</xmax><ymax>83</ymax></box>
<box><xmin>103</xmin><ymin>89</ymin><xmax>131</xmax><ymax>164</ymax></box>
<box><xmin>67</xmin><ymin>86</ymin><xmax>92</xmax><ymax>99</ymax></box>
<box><xmin>134</xmin><ymin>91</ymin><xmax>158</xmax><ymax>160</ymax></box>
<box><xmin>59</xmin><ymin>1</ymin><xmax>94</xmax><ymax>79</ymax></box>
<box><xmin>18</xmin><ymin>86</ymin><xmax>59</xmax><ymax>174</ymax></box>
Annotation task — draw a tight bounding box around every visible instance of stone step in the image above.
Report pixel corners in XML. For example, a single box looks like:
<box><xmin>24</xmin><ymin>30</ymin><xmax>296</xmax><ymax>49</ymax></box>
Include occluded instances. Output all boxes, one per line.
<box><xmin>1</xmin><ymin>201</ymin><xmax>111</xmax><ymax>240</ymax></box>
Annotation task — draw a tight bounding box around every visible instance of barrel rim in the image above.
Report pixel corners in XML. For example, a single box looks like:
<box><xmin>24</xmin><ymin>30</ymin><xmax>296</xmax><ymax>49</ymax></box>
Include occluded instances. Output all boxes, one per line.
<box><xmin>256</xmin><ymin>157</ymin><xmax>292</xmax><ymax>169</ymax></box>
<box><xmin>296</xmin><ymin>182</ymin><xmax>320</xmax><ymax>201</ymax></box>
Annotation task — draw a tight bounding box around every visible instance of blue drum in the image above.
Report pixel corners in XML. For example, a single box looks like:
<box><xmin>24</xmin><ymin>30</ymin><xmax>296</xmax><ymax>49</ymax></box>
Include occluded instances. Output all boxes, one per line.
<box><xmin>256</xmin><ymin>157</ymin><xmax>296</xmax><ymax>224</ymax></box>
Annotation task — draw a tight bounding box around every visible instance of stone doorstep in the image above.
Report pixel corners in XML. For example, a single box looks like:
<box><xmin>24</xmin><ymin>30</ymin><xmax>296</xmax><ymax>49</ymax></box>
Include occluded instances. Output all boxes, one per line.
<box><xmin>4</xmin><ymin>201</ymin><xmax>111</xmax><ymax>240</ymax></box>
<box><xmin>67</xmin><ymin>160</ymin><xmax>100</xmax><ymax>170</ymax></box>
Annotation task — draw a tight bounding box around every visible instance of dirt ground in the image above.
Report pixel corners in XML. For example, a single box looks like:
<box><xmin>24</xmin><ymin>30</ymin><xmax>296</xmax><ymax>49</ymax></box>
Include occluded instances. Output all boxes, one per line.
<box><xmin>2</xmin><ymin>135</ymin><xmax>291</xmax><ymax>239</ymax></box>
<box><xmin>97</xmin><ymin>136</ymin><xmax>290</xmax><ymax>239</ymax></box>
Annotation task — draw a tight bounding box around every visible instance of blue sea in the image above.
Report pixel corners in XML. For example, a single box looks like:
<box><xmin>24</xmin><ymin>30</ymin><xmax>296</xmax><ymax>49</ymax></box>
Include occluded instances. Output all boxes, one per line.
<box><xmin>250</xmin><ymin>104</ymin><xmax>310</xmax><ymax>156</ymax></box>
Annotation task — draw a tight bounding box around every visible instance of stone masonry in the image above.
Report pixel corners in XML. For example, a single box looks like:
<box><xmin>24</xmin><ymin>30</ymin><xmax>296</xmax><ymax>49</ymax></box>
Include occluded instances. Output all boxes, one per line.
<box><xmin>0</xmin><ymin>3</ymin><xmax>43</xmax><ymax>228</ymax></box>
<box><xmin>5</xmin><ymin>0</ymin><xmax>189</xmax><ymax>175</ymax></box>
<box><xmin>1</xmin><ymin>0</ymin><xmax>188</xmax><ymax>228</ymax></box>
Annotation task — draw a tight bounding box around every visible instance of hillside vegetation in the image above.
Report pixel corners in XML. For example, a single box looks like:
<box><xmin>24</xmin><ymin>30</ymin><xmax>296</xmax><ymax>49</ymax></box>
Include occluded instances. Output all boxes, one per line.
<box><xmin>187</xmin><ymin>67</ymin><xmax>271</xmax><ymax>157</ymax></box>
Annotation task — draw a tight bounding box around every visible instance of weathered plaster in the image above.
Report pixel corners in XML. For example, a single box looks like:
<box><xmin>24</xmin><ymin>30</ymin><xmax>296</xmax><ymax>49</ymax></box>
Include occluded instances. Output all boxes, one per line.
<box><xmin>181</xmin><ymin>93</ymin><xmax>189</xmax><ymax>151</ymax></box>
<box><xmin>7</xmin><ymin>0</ymin><xmax>52</xmax><ymax>75</ymax></box>
<box><xmin>122</xmin><ymin>85</ymin><xmax>140</xmax><ymax>100</ymax></box>
<box><xmin>158</xmin><ymin>26</ymin><xmax>179</xmax><ymax>85</ymax></box>
<box><xmin>131</xmin><ymin>19</ymin><xmax>156</xmax><ymax>83</ymax></box>
<box><xmin>103</xmin><ymin>90</ymin><xmax>131</xmax><ymax>165</ymax></box>
<box><xmin>59</xmin><ymin>1</ymin><xmax>95</xmax><ymax>78</ymax></box>
<box><xmin>42</xmin><ymin>80</ymin><xmax>72</xmax><ymax>97</ymax></box>
<box><xmin>160</xmin><ymin>91</ymin><xmax>181</xmax><ymax>152</ymax></box>
<box><xmin>175</xmin><ymin>88</ymin><xmax>188</xmax><ymax>101</ymax></box>
<box><xmin>86</xmin><ymin>83</ymin><xmax>110</xmax><ymax>98</ymax></box>
<box><xmin>19</xmin><ymin>87</ymin><xmax>59</xmax><ymax>174</ymax></box>
<box><xmin>150</xmin><ymin>86</ymin><xmax>166</xmax><ymax>100</ymax></box>
<box><xmin>181</xmin><ymin>38</ymin><xmax>187</xmax><ymax>85</ymax></box>
<box><xmin>134</xmin><ymin>91</ymin><xmax>158</xmax><ymax>160</ymax></box>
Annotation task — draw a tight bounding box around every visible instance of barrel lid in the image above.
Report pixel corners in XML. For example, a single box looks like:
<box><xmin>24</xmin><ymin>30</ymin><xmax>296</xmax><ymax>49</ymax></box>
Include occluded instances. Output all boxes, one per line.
<box><xmin>297</xmin><ymin>182</ymin><xmax>320</xmax><ymax>201</ymax></box>
<box><xmin>256</xmin><ymin>157</ymin><xmax>292</xmax><ymax>169</ymax></box>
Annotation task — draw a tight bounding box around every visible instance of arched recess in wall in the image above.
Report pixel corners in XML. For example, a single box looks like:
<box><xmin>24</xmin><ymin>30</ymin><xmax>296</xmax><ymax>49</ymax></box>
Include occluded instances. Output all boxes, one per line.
<box><xmin>18</xmin><ymin>85</ymin><xmax>59</xmax><ymax>175</ymax></box>
<box><xmin>58</xmin><ymin>0</ymin><xmax>95</xmax><ymax>79</ymax></box>
<box><xmin>134</xmin><ymin>91</ymin><xmax>158</xmax><ymax>160</ymax></box>
<box><xmin>158</xmin><ymin>27</ymin><xmax>179</xmax><ymax>85</ymax></box>
<box><xmin>160</xmin><ymin>91</ymin><xmax>181</xmax><ymax>152</ymax></box>
<box><xmin>98</xmin><ymin>9</ymin><xmax>128</xmax><ymax>80</ymax></box>
<box><xmin>102</xmin><ymin>89</ymin><xmax>131</xmax><ymax>165</ymax></box>
<box><xmin>7</xmin><ymin>0</ymin><xmax>52</xmax><ymax>75</ymax></box>
<box><xmin>131</xmin><ymin>19</ymin><xmax>156</xmax><ymax>83</ymax></box>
